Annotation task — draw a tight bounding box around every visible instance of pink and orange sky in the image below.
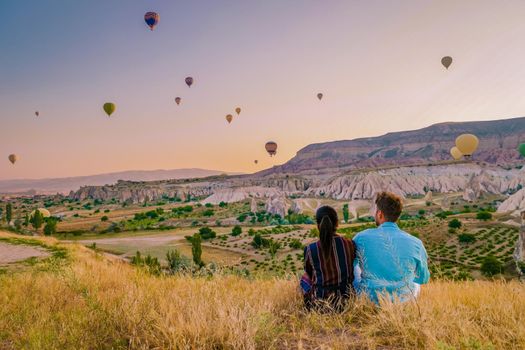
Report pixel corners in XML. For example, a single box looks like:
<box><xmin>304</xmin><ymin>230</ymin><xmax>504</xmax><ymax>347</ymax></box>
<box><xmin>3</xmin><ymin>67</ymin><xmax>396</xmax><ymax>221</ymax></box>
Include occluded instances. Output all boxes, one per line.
<box><xmin>2</xmin><ymin>1</ymin><xmax>525</xmax><ymax>180</ymax></box>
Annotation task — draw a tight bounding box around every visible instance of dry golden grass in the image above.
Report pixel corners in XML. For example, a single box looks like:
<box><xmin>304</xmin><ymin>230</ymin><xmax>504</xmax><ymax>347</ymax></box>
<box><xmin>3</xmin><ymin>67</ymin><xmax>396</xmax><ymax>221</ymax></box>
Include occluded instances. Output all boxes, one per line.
<box><xmin>0</xmin><ymin>232</ymin><xmax>524</xmax><ymax>349</ymax></box>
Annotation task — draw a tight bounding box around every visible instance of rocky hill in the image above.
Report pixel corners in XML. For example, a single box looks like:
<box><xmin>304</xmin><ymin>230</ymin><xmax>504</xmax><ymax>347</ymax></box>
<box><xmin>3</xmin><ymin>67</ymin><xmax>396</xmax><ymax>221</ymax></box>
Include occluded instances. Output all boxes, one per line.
<box><xmin>0</xmin><ymin>168</ymin><xmax>239</xmax><ymax>195</ymax></box>
<box><xmin>265</xmin><ymin>117</ymin><xmax>525</xmax><ymax>174</ymax></box>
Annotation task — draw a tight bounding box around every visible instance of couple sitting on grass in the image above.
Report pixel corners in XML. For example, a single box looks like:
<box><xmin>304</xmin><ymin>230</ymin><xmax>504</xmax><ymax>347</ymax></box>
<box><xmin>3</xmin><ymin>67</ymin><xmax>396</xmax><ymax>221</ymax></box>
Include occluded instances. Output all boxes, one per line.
<box><xmin>301</xmin><ymin>191</ymin><xmax>430</xmax><ymax>309</ymax></box>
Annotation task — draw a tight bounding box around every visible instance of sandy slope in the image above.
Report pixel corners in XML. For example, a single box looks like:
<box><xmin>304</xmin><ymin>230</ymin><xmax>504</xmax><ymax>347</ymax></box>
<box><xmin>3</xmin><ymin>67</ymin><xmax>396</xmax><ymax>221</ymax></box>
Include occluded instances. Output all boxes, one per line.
<box><xmin>0</xmin><ymin>242</ymin><xmax>49</xmax><ymax>264</ymax></box>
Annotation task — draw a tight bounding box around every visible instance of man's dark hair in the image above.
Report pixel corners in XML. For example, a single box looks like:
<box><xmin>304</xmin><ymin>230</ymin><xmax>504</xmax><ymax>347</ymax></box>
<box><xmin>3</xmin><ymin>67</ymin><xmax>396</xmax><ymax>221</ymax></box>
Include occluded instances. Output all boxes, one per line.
<box><xmin>375</xmin><ymin>191</ymin><xmax>403</xmax><ymax>222</ymax></box>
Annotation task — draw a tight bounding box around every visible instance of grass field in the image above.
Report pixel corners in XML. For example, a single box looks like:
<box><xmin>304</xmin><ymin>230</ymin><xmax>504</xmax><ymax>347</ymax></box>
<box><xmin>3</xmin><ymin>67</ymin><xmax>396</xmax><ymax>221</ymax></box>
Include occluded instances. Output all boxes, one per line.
<box><xmin>0</xmin><ymin>232</ymin><xmax>524</xmax><ymax>349</ymax></box>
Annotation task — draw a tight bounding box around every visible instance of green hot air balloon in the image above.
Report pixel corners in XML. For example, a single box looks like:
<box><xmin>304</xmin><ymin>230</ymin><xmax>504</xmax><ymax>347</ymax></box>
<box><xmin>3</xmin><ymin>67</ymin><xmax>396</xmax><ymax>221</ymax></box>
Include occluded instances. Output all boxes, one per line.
<box><xmin>519</xmin><ymin>143</ymin><xmax>525</xmax><ymax>157</ymax></box>
<box><xmin>103</xmin><ymin>103</ymin><xmax>116</xmax><ymax>117</ymax></box>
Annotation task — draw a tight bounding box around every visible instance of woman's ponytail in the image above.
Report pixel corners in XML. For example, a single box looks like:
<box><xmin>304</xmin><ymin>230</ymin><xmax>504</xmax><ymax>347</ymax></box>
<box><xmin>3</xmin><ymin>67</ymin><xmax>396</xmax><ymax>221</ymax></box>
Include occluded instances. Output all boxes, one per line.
<box><xmin>316</xmin><ymin>206</ymin><xmax>338</xmax><ymax>256</ymax></box>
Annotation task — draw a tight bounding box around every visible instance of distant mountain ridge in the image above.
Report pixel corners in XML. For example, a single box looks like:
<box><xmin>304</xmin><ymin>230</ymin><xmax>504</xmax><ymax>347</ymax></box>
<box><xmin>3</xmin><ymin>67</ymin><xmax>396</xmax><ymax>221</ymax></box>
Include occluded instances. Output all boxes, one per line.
<box><xmin>0</xmin><ymin>169</ymin><xmax>241</xmax><ymax>195</ymax></box>
<box><xmin>265</xmin><ymin>116</ymin><xmax>525</xmax><ymax>174</ymax></box>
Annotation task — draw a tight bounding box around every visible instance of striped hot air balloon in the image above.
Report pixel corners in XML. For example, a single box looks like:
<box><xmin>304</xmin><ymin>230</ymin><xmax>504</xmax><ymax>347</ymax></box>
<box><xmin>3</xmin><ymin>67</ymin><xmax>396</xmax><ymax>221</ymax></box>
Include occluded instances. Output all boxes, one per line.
<box><xmin>144</xmin><ymin>12</ymin><xmax>160</xmax><ymax>31</ymax></box>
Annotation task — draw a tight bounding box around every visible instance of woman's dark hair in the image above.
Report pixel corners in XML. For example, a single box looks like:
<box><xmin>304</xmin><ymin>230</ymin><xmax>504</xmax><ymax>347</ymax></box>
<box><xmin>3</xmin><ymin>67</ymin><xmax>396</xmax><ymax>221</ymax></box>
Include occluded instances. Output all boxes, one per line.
<box><xmin>316</xmin><ymin>206</ymin><xmax>338</xmax><ymax>256</ymax></box>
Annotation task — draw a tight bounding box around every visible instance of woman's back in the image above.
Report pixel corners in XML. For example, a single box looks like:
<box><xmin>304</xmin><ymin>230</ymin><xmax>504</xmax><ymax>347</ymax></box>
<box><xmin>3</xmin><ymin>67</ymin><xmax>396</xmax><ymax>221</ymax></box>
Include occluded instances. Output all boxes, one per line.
<box><xmin>304</xmin><ymin>235</ymin><xmax>356</xmax><ymax>298</ymax></box>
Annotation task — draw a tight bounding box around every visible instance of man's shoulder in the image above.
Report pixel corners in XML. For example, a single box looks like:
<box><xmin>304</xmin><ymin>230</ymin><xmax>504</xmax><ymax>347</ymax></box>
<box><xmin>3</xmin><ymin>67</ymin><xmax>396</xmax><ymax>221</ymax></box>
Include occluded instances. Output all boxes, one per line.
<box><xmin>353</xmin><ymin>227</ymin><xmax>378</xmax><ymax>241</ymax></box>
<box><xmin>397</xmin><ymin>228</ymin><xmax>424</xmax><ymax>245</ymax></box>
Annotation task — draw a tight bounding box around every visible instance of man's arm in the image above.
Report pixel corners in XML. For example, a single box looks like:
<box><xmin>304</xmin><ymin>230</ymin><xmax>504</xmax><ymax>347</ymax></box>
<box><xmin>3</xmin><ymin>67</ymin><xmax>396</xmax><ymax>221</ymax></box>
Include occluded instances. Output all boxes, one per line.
<box><xmin>414</xmin><ymin>243</ymin><xmax>430</xmax><ymax>284</ymax></box>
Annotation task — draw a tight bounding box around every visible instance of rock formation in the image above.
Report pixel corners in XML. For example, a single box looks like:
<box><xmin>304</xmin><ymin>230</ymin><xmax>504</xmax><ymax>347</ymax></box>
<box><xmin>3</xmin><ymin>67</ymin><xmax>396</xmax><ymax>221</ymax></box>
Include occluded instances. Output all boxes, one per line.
<box><xmin>497</xmin><ymin>188</ymin><xmax>525</xmax><ymax>217</ymax></box>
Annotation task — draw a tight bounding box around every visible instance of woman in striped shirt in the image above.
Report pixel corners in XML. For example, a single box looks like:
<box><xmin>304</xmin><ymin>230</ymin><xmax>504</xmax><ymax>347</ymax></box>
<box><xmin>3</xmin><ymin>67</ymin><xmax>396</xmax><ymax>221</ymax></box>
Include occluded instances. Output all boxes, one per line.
<box><xmin>301</xmin><ymin>206</ymin><xmax>356</xmax><ymax>309</ymax></box>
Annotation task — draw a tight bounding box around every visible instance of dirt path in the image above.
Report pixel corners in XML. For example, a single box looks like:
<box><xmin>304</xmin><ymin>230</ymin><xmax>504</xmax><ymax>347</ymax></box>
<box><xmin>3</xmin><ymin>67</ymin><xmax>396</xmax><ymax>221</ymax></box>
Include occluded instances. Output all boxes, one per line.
<box><xmin>0</xmin><ymin>242</ymin><xmax>49</xmax><ymax>264</ymax></box>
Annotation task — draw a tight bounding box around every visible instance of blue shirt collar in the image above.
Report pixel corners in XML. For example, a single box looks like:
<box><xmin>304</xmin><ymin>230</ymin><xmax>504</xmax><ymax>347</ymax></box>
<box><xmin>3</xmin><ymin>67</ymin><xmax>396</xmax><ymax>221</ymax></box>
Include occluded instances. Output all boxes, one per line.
<box><xmin>379</xmin><ymin>222</ymin><xmax>398</xmax><ymax>228</ymax></box>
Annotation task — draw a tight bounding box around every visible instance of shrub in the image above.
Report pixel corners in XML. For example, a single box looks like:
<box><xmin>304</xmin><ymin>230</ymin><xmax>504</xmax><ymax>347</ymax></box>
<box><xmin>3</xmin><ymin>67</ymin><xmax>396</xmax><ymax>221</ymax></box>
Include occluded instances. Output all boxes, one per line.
<box><xmin>481</xmin><ymin>256</ymin><xmax>503</xmax><ymax>277</ymax></box>
<box><xmin>458</xmin><ymin>233</ymin><xmax>476</xmax><ymax>244</ymax></box>
<box><xmin>289</xmin><ymin>239</ymin><xmax>303</xmax><ymax>250</ymax></box>
<box><xmin>166</xmin><ymin>249</ymin><xmax>190</xmax><ymax>273</ymax></box>
<box><xmin>101</xmin><ymin>216</ymin><xmax>109</xmax><ymax>222</ymax></box>
<box><xmin>202</xmin><ymin>209</ymin><xmax>215</xmax><ymax>217</ymax></box>
<box><xmin>448</xmin><ymin>219</ymin><xmax>462</xmax><ymax>229</ymax></box>
<box><xmin>43</xmin><ymin>219</ymin><xmax>57</xmax><ymax>236</ymax></box>
<box><xmin>199</xmin><ymin>227</ymin><xmax>216</xmax><ymax>240</ymax></box>
<box><xmin>476</xmin><ymin>211</ymin><xmax>492</xmax><ymax>221</ymax></box>
<box><xmin>231</xmin><ymin>225</ymin><xmax>242</xmax><ymax>237</ymax></box>
<box><xmin>309</xmin><ymin>228</ymin><xmax>319</xmax><ymax>238</ymax></box>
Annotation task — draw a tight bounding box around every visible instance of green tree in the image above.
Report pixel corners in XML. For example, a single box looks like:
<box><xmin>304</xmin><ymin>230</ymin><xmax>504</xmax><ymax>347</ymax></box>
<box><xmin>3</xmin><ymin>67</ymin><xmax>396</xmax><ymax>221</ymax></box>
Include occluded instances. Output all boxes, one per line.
<box><xmin>199</xmin><ymin>227</ymin><xmax>216</xmax><ymax>240</ymax></box>
<box><xmin>31</xmin><ymin>210</ymin><xmax>44</xmax><ymax>231</ymax></box>
<box><xmin>6</xmin><ymin>203</ymin><xmax>12</xmax><ymax>225</ymax></box>
<box><xmin>481</xmin><ymin>256</ymin><xmax>503</xmax><ymax>277</ymax></box>
<box><xmin>231</xmin><ymin>225</ymin><xmax>242</xmax><ymax>237</ymax></box>
<box><xmin>43</xmin><ymin>219</ymin><xmax>57</xmax><ymax>236</ymax></box>
<box><xmin>101</xmin><ymin>216</ymin><xmax>109</xmax><ymax>222</ymax></box>
<box><xmin>476</xmin><ymin>211</ymin><xmax>492</xmax><ymax>221</ymax></box>
<box><xmin>192</xmin><ymin>233</ymin><xmax>203</xmax><ymax>267</ymax></box>
<box><xmin>342</xmin><ymin>204</ymin><xmax>349</xmax><ymax>223</ymax></box>
<box><xmin>448</xmin><ymin>218</ymin><xmax>462</xmax><ymax>229</ymax></box>
<box><xmin>24</xmin><ymin>213</ymin><xmax>29</xmax><ymax>227</ymax></box>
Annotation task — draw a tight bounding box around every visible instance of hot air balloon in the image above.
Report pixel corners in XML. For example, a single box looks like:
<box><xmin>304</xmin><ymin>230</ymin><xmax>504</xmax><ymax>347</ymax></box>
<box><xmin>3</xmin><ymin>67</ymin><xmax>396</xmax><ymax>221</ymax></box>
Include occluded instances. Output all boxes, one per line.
<box><xmin>235</xmin><ymin>107</ymin><xmax>241</xmax><ymax>115</ymax></box>
<box><xmin>441</xmin><ymin>56</ymin><xmax>453</xmax><ymax>69</ymax></box>
<box><xmin>31</xmin><ymin>208</ymin><xmax>51</xmax><ymax>219</ymax></box>
<box><xmin>226</xmin><ymin>114</ymin><xmax>233</xmax><ymax>124</ymax></box>
<box><xmin>35</xmin><ymin>111</ymin><xmax>39</xmax><ymax>117</ymax></box>
<box><xmin>518</xmin><ymin>143</ymin><xmax>525</xmax><ymax>157</ymax></box>
<box><xmin>450</xmin><ymin>146</ymin><xmax>463</xmax><ymax>160</ymax></box>
<box><xmin>144</xmin><ymin>12</ymin><xmax>160</xmax><ymax>30</ymax></box>
<box><xmin>175</xmin><ymin>97</ymin><xmax>182</xmax><ymax>105</ymax></box>
<box><xmin>254</xmin><ymin>160</ymin><xmax>258</xmax><ymax>164</ymax></box>
<box><xmin>455</xmin><ymin>134</ymin><xmax>479</xmax><ymax>157</ymax></box>
<box><xmin>185</xmin><ymin>77</ymin><xmax>194</xmax><ymax>88</ymax></box>
<box><xmin>103</xmin><ymin>103</ymin><xmax>116</xmax><ymax>117</ymax></box>
<box><xmin>8</xmin><ymin>154</ymin><xmax>17</xmax><ymax>165</ymax></box>
<box><xmin>265</xmin><ymin>142</ymin><xmax>278</xmax><ymax>157</ymax></box>
<box><xmin>317</xmin><ymin>93</ymin><xmax>323</xmax><ymax>101</ymax></box>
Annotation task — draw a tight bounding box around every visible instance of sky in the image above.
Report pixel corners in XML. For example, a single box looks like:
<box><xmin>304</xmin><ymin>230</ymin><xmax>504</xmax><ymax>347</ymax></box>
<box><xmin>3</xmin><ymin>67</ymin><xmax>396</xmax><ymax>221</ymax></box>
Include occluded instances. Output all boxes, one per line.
<box><xmin>2</xmin><ymin>0</ymin><xmax>525</xmax><ymax>180</ymax></box>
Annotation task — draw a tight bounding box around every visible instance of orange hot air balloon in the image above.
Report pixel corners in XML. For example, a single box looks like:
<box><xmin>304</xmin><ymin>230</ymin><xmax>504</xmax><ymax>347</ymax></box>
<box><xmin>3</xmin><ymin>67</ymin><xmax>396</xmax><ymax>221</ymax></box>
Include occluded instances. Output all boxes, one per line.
<box><xmin>8</xmin><ymin>154</ymin><xmax>18</xmax><ymax>164</ymax></box>
<box><xmin>235</xmin><ymin>107</ymin><xmax>241</xmax><ymax>115</ymax></box>
<box><xmin>175</xmin><ymin>97</ymin><xmax>181</xmax><ymax>105</ymax></box>
<box><xmin>226</xmin><ymin>114</ymin><xmax>233</xmax><ymax>124</ymax></box>
<box><xmin>254</xmin><ymin>160</ymin><xmax>258</xmax><ymax>164</ymax></box>
<box><xmin>265</xmin><ymin>142</ymin><xmax>277</xmax><ymax>156</ymax></box>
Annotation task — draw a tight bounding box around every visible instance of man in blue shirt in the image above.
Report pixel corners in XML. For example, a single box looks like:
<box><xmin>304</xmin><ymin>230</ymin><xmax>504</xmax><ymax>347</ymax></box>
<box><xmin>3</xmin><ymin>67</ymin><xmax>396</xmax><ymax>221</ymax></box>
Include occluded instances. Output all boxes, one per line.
<box><xmin>353</xmin><ymin>191</ymin><xmax>430</xmax><ymax>304</ymax></box>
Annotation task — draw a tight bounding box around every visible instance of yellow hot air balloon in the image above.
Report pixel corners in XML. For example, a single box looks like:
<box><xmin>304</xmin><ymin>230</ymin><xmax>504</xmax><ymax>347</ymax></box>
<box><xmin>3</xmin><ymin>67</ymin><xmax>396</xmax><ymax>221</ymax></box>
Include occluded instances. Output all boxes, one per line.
<box><xmin>31</xmin><ymin>208</ymin><xmax>51</xmax><ymax>219</ymax></box>
<box><xmin>8</xmin><ymin>154</ymin><xmax>17</xmax><ymax>164</ymax></box>
<box><xmin>226</xmin><ymin>114</ymin><xmax>233</xmax><ymax>124</ymax></box>
<box><xmin>450</xmin><ymin>146</ymin><xmax>463</xmax><ymax>160</ymax></box>
<box><xmin>103</xmin><ymin>102</ymin><xmax>116</xmax><ymax>117</ymax></box>
<box><xmin>235</xmin><ymin>107</ymin><xmax>241</xmax><ymax>115</ymax></box>
<box><xmin>455</xmin><ymin>134</ymin><xmax>479</xmax><ymax>156</ymax></box>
